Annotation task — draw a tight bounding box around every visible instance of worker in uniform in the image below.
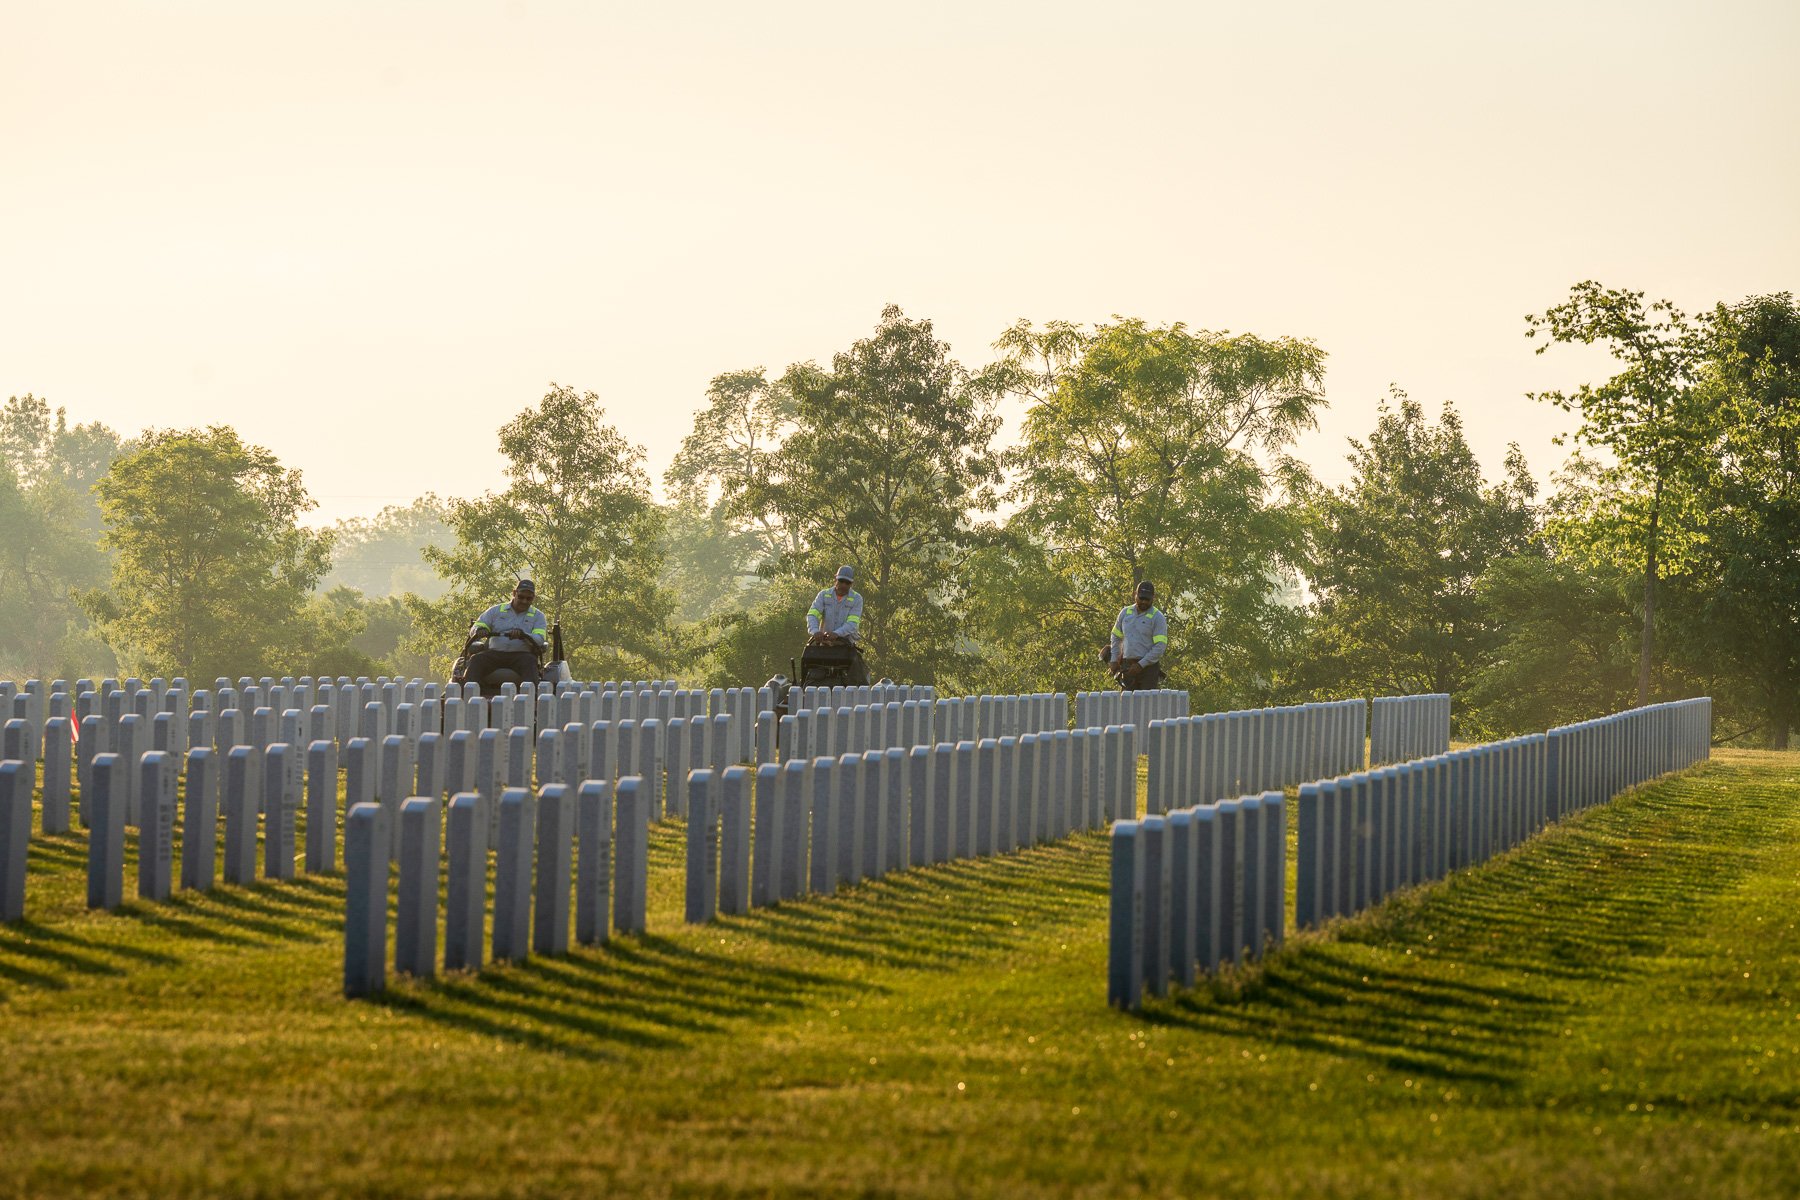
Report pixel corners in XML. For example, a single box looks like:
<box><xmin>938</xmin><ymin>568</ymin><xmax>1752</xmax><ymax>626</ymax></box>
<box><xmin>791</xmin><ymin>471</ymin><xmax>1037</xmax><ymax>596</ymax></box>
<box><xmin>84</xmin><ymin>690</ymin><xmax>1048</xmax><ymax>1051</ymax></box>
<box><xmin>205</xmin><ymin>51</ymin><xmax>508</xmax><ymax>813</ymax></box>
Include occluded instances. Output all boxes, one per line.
<box><xmin>806</xmin><ymin>564</ymin><xmax>870</xmax><ymax>686</ymax></box>
<box><xmin>1110</xmin><ymin>580</ymin><xmax>1168</xmax><ymax>691</ymax></box>
<box><xmin>466</xmin><ymin>579</ymin><xmax>550</xmax><ymax>686</ymax></box>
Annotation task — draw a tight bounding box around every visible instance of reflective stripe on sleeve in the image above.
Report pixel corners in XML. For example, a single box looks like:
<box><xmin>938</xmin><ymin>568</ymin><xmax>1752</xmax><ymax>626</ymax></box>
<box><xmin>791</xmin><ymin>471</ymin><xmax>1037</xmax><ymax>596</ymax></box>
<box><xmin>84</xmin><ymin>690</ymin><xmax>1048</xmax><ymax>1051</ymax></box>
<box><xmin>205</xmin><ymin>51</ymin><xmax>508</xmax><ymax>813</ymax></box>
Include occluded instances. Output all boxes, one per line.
<box><xmin>1153</xmin><ymin>635</ymin><xmax>1168</xmax><ymax>644</ymax></box>
<box><xmin>808</xmin><ymin>608</ymin><xmax>823</xmax><ymax>619</ymax></box>
<box><xmin>846</xmin><ymin>614</ymin><xmax>862</xmax><ymax>624</ymax></box>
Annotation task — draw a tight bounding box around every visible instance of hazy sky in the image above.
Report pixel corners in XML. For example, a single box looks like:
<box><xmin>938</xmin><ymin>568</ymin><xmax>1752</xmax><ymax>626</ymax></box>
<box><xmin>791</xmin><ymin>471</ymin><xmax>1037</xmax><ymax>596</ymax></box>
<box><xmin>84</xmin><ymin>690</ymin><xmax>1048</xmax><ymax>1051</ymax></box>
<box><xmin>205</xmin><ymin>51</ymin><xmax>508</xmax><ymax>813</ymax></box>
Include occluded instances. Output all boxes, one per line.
<box><xmin>6</xmin><ymin>1</ymin><xmax>1797</xmax><ymax>525</ymax></box>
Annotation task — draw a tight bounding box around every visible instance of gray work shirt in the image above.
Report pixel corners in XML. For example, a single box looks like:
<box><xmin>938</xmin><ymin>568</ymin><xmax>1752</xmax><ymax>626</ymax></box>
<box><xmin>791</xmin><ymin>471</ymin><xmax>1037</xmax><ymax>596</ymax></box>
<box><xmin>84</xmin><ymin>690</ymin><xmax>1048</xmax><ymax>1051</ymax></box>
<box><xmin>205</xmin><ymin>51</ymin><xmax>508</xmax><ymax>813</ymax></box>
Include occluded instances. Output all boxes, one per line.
<box><xmin>806</xmin><ymin>589</ymin><xmax>864</xmax><ymax>643</ymax></box>
<box><xmin>476</xmin><ymin>603</ymin><xmax>548</xmax><ymax>653</ymax></box>
<box><xmin>1111</xmin><ymin>605</ymin><xmax>1168</xmax><ymax>665</ymax></box>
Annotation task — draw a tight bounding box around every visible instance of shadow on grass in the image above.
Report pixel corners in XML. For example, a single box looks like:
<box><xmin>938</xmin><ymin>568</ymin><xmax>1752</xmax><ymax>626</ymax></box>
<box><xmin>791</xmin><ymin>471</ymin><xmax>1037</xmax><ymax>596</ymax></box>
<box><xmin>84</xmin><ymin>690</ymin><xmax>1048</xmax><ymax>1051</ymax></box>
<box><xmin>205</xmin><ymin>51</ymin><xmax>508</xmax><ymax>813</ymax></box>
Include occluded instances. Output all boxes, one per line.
<box><xmin>1140</xmin><ymin>765</ymin><xmax>1773</xmax><ymax>1088</ymax></box>
<box><xmin>370</xmin><ymin>832</ymin><xmax>1114</xmax><ymax>1058</ymax></box>
<box><xmin>23</xmin><ymin>834</ymin><xmax>88</xmax><ymax>874</ymax></box>
<box><xmin>372</xmin><ymin>933</ymin><xmax>844</xmax><ymax>1060</ymax></box>
<box><xmin>129</xmin><ymin>881</ymin><xmax>344</xmax><ymax>949</ymax></box>
<box><xmin>0</xmin><ymin>858</ymin><xmax>351</xmax><ymax>1004</ymax></box>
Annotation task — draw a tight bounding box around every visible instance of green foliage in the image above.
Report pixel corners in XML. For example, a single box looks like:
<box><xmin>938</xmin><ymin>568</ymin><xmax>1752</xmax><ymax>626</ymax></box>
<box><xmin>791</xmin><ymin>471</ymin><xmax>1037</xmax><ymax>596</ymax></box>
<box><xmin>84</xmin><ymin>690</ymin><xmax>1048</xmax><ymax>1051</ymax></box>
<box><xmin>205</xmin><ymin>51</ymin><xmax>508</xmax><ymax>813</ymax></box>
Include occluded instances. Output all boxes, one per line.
<box><xmin>322</xmin><ymin>496</ymin><xmax>453</xmax><ymax>600</ymax></box>
<box><xmin>1526</xmin><ymin>283</ymin><xmax>1710</xmax><ymax>475</ymax></box>
<box><xmin>1671</xmin><ymin>292</ymin><xmax>1800</xmax><ymax>744</ymax></box>
<box><xmin>1463</xmin><ymin>552</ymin><xmax>1638</xmax><ymax>736</ymax></box>
<box><xmin>733</xmin><ymin>306</ymin><xmax>1002</xmax><ymax>684</ymax></box>
<box><xmin>982</xmin><ymin>318</ymin><xmax>1326</xmax><ymax>703</ymax></box>
<box><xmin>85</xmin><ymin>426</ymin><xmax>329</xmax><ymax>680</ymax></box>
<box><xmin>942</xmin><ymin>529</ymin><xmax>1104</xmax><ymax>697</ymax></box>
<box><xmin>1526</xmin><ymin>282</ymin><xmax>1713</xmax><ymax>701</ymax></box>
<box><xmin>283</xmin><ymin>586</ymin><xmax>427</xmax><ymax>680</ymax></box>
<box><xmin>413</xmin><ymin>385</ymin><xmax>672</xmax><ymax>680</ymax></box>
<box><xmin>1524</xmin><ymin>290</ymin><xmax>1800</xmax><ymax>743</ymax></box>
<box><xmin>1305</xmin><ymin>392</ymin><xmax>1539</xmax><ymax>710</ymax></box>
<box><xmin>696</xmin><ymin>575</ymin><xmax>823</xmax><ymax>689</ymax></box>
<box><xmin>659</xmin><ymin>369</ymin><xmax>793</xmax><ymax>635</ymax></box>
<box><xmin>0</xmin><ymin>395</ymin><xmax>124</xmax><ymax>678</ymax></box>
<box><xmin>664</xmin><ymin>367</ymin><xmax>797</xmax><ymax>566</ymax></box>
<box><xmin>659</xmin><ymin>494</ymin><xmax>759</xmax><ymax>625</ymax></box>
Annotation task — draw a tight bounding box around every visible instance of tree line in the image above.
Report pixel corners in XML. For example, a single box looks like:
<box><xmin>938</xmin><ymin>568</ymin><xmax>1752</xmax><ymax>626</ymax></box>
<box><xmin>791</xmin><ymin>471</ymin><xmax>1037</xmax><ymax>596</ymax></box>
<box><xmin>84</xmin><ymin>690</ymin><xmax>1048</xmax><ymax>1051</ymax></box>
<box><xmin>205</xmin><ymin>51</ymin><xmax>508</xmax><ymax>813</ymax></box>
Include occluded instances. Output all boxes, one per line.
<box><xmin>6</xmin><ymin>286</ymin><xmax>1795</xmax><ymax>745</ymax></box>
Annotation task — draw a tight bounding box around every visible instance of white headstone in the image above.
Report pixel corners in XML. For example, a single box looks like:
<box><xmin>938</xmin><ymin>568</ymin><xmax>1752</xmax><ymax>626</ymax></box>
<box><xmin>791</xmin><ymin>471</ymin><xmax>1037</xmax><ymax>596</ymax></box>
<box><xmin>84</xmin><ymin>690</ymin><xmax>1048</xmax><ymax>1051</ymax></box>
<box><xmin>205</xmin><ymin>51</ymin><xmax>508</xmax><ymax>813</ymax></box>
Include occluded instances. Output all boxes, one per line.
<box><xmin>532</xmin><ymin>784</ymin><xmax>572</xmax><ymax>956</ymax></box>
<box><xmin>343</xmin><ymin>803</ymin><xmax>390</xmax><ymax>997</ymax></box>
<box><xmin>444</xmin><ymin>792</ymin><xmax>487</xmax><ymax>971</ymax></box>
<box><xmin>396</xmin><ymin>796</ymin><xmax>442</xmax><ymax>977</ymax></box>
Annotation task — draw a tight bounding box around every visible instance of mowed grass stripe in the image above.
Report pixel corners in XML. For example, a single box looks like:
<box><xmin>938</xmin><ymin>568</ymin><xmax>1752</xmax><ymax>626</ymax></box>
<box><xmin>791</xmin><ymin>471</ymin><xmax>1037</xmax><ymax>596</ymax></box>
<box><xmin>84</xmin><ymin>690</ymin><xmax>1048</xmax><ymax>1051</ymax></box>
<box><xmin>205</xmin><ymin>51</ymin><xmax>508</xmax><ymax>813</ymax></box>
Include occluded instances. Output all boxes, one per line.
<box><xmin>0</xmin><ymin>752</ymin><xmax>1795</xmax><ymax>1198</ymax></box>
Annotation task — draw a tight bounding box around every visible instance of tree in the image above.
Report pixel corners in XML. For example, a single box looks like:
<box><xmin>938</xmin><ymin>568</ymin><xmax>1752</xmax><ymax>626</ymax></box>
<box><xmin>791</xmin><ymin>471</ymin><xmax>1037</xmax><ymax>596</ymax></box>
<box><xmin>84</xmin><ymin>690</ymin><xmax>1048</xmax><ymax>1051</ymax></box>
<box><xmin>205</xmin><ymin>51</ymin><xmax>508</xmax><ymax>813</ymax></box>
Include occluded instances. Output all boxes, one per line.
<box><xmin>982</xmin><ymin>318</ymin><xmax>1326</xmax><ymax>704</ymax></box>
<box><xmin>0</xmin><ymin>395</ymin><xmax>125</xmax><ymax>677</ymax></box>
<box><xmin>698</xmin><ymin>575</ymin><xmax>830</xmax><ymax>689</ymax></box>
<box><xmin>412</xmin><ymin>385</ymin><xmax>671</xmax><ymax>679</ymax></box>
<box><xmin>664</xmin><ymin>367</ymin><xmax>798</xmax><ymax>567</ymax></box>
<box><xmin>1305</xmin><ymin>392</ymin><xmax>1539</xmax><ymax>707</ymax></box>
<box><xmin>1464</xmin><ymin>552</ymin><xmax>1639</xmax><ymax>737</ymax></box>
<box><xmin>659</xmin><ymin>494</ymin><xmax>758</xmax><ymax>624</ymax></box>
<box><xmin>288</xmin><ymin>586</ymin><xmax>428</xmax><ymax>680</ymax></box>
<box><xmin>1675</xmin><ymin>293</ymin><xmax>1800</xmax><ymax>744</ymax></box>
<box><xmin>738</xmin><ymin>306</ymin><xmax>1003</xmax><ymax>684</ymax></box>
<box><xmin>1526</xmin><ymin>282</ymin><xmax>1712</xmax><ymax>704</ymax></box>
<box><xmin>0</xmin><ymin>393</ymin><xmax>123</xmax><ymax>530</ymax></box>
<box><xmin>86</xmin><ymin>426</ymin><xmax>330</xmax><ymax>679</ymax></box>
<box><xmin>323</xmin><ymin>496</ymin><xmax>453</xmax><ymax>600</ymax></box>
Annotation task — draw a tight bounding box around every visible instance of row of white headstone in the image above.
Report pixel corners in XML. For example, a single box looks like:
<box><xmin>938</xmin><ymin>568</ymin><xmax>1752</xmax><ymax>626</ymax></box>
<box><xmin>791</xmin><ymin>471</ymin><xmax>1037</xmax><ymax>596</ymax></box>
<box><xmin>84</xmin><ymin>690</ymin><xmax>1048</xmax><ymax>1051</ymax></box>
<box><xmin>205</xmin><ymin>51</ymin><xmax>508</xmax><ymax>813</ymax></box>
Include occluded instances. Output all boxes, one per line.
<box><xmin>2</xmin><ymin>673</ymin><xmax>1132</xmax><ymax>930</ymax></box>
<box><xmin>343</xmin><ymin>722</ymin><xmax>1146</xmax><ymax>995</ymax></box>
<box><xmin>1541</xmin><ymin>699</ymin><xmax>1713</xmax><ymax>813</ymax></box>
<box><xmin>35</xmin><ymin>670</ymin><xmax>753</xmax><ymax>748</ymax></box>
<box><xmin>7</xmin><ymin>669</ymin><xmax>757</xmax><ymax>821</ymax></box>
<box><xmin>0</xmin><ymin>743</ymin><xmax>331</xmax><ymax>920</ymax></box>
<box><xmin>5</xmin><ymin>678</ymin><xmax>1257</xmax><ymax>765</ymax></box>
<box><xmin>1074</xmin><ymin>689</ymin><xmax>1190</xmax><ymax>732</ymax></box>
<box><xmin>784</xmin><ymin>688</ymin><xmax>1091</xmax><ymax>746</ymax></box>
<box><xmin>1295</xmin><ymin>735</ymin><xmax>1547</xmax><ymax>931</ymax></box>
<box><xmin>782</xmin><ymin>684</ymin><xmax>935</xmax><ymax>711</ymax></box>
<box><xmin>1107</xmin><ymin>790</ymin><xmax>1286</xmax><ymax>1010</ymax></box>
<box><xmin>0</xmin><ymin>704</ymin><xmax>750</xmax><ymax>926</ymax></box>
<box><xmin>0</xmin><ymin>674</ymin><xmax>761</xmax><ymax>828</ymax></box>
<box><xmin>1144</xmin><ymin>699</ymin><xmax>1371</xmax><ymax>814</ymax></box>
<box><xmin>1107</xmin><ymin>696</ymin><xmax>1714</xmax><ymax>1010</ymax></box>
<box><xmin>1294</xmin><ymin>697</ymin><xmax>1713</xmax><ymax>930</ymax></box>
<box><xmin>344</xmin><ymin>776</ymin><xmax>659</xmax><ymax>996</ymax></box>
<box><xmin>735</xmin><ymin>724</ymin><xmax>1140</xmax><ymax>915</ymax></box>
<box><xmin>767</xmin><ymin>691</ymin><xmax>1096</xmax><ymax>763</ymax></box>
<box><xmin>1367</xmin><ymin>693</ymin><xmax>1452</xmax><ymax>767</ymax></box>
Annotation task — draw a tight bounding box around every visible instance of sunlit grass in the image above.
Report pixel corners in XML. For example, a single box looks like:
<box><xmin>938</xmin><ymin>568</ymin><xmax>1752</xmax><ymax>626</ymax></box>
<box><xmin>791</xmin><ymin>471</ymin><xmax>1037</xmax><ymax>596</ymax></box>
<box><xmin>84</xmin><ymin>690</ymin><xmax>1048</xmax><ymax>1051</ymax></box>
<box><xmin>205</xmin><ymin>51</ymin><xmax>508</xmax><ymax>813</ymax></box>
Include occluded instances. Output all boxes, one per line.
<box><xmin>1</xmin><ymin>750</ymin><xmax>1796</xmax><ymax>1197</ymax></box>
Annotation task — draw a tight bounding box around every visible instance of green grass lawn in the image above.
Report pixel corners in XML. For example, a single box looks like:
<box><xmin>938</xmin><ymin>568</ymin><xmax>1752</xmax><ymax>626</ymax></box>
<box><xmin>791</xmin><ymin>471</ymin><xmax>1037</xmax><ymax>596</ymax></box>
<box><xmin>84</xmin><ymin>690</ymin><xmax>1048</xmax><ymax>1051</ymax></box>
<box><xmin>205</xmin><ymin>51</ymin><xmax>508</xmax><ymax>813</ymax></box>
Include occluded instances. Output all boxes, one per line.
<box><xmin>1</xmin><ymin>750</ymin><xmax>1796</xmax><ymax>1198</ymax></box>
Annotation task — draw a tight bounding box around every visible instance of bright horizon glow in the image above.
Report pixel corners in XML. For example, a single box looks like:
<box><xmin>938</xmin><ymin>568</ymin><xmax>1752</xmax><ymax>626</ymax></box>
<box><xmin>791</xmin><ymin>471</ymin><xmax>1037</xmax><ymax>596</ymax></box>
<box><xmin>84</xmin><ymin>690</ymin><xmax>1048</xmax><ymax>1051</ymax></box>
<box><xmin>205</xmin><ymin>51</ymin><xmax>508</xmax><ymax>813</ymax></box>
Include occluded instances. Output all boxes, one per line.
<box><xmin>5</xmin><ymin>1</ymin><xmax>1797</xmax><ymax>526</ymax></box>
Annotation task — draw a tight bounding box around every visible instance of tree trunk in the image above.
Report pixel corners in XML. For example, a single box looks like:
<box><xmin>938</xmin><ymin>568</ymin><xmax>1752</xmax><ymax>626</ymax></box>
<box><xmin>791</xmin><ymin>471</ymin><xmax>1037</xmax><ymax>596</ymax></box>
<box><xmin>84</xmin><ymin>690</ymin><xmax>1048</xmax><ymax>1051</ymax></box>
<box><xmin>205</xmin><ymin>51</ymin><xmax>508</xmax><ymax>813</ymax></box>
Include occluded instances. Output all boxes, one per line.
<box><xmin>1771</xmin><ymin>690</ymin><xmax>1794</xmax><ymax>751</ymax></box>
<box><xmin>1638</xmin><ymin>481</ymin><xmax>1661</xmax><ymax>708</ymax></box>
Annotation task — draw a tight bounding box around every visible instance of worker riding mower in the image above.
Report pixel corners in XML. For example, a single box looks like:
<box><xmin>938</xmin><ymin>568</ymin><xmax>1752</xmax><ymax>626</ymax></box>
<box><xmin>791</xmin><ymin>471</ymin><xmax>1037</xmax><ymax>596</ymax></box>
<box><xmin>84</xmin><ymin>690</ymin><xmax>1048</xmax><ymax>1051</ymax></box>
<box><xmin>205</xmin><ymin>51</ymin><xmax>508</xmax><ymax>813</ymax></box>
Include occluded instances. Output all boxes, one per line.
<box><xmin>449</xmin><ymin>621</ymin><xmax>574</xmax><ymax>698</ymax></box>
